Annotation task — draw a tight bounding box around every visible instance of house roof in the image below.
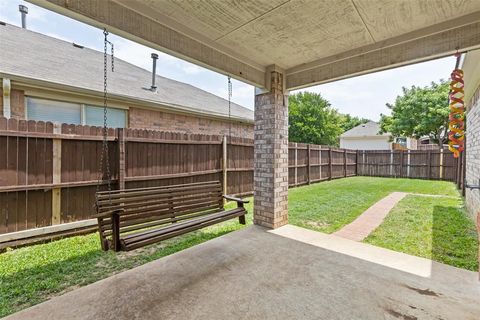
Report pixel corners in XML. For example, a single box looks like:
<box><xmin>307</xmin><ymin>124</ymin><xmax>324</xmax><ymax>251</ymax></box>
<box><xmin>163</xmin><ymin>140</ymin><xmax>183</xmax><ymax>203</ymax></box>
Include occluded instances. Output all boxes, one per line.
<box><xmin>340</xmin><ymin>121</ymin><xmax>390</xmax><ymax>138</ymax></box>
<box><xmin>0</xmin><ymin>23</ymin><xmax>253</xmax><ymax>123</ymax></box>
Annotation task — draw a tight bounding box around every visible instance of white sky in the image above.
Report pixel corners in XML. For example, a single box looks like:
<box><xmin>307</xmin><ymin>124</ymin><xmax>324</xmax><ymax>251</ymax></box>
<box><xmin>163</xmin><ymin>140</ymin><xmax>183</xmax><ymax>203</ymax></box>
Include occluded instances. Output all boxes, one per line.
<box><xmin>0</xmin><ymin>0</ymin><xmax>456</xmax><ymax>121</ymax></box>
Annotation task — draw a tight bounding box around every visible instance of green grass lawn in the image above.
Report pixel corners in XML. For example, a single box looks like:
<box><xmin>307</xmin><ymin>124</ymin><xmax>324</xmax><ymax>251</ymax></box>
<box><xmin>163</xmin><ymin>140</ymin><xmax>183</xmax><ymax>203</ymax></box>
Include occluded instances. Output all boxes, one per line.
<box><xmin>0</xmin><ymin>217</ymin><xmax>252</xmax><ymax>317</ymax></box>
<box><xmin>365</xmin><ymin>194</ymin><xmax>478</xmax><ymax>271</ymax></box>
<box><xmin>287</xmin><ymin>176</ymin><xmax>458</xmax><ymax>233</ymax></box>
<box><xmin>0</xmin><ymin>177</ymin><xmax>472</xmax><ymax>317</ymax></box>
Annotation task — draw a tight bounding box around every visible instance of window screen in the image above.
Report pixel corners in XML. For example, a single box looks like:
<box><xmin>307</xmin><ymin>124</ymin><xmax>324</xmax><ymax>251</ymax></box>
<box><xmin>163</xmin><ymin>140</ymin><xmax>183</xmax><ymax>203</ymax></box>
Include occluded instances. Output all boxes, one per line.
<box><xmin>85</xmin><ymin>105</ymin><xmax>127</xmax><ymax>128</ymax></box>
<box><xmin>26</xmin><ymin>97</ymin><xmax>81</xmax><ymax>124</ymax></box>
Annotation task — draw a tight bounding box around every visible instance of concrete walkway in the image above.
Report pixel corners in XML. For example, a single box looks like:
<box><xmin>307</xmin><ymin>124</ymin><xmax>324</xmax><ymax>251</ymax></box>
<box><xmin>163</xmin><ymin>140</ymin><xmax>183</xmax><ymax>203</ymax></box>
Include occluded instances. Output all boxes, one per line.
<box><xmin>334</xmin><ymin>192</ymin><xmax>408</xmax><ymax>241</ymax></box>
<box><xmin>7</xmin><ymin>225</ymin><xmax>479</xmax><ymax>320</ymax></box>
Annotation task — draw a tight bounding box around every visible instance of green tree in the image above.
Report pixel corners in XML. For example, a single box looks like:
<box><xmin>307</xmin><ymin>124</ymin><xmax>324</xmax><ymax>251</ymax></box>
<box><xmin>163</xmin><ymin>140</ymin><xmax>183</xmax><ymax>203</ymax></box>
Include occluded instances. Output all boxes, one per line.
<box><xmin>288</xmin><ymin>92</ymin><xmax>343</xmax><ymax>145</ymax></box>
<box><xmin>379</xmin><ymin>80</ymin><xmax>450</xmax><ymax>148</ymax></box>
<box><xmin>339</xmin><ymin>114</ymin><xmax>370</xmax><ymax>132</ymax></box>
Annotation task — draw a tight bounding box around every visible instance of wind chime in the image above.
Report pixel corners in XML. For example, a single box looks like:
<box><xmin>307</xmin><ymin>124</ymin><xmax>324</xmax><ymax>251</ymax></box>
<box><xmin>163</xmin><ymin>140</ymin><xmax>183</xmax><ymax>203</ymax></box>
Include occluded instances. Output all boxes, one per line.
<box><xmin>448</xmin><ymin>52</ymin><xmax>465</xmax><ymax>158</ymax></box>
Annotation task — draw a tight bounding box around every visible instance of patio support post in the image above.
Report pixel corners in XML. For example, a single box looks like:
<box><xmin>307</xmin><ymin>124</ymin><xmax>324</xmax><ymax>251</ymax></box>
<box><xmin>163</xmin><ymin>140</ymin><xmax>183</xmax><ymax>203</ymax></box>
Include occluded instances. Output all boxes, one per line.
<box><xmin>253</xmin><ymin>66</ymin><xmax>289</xmax><ymax>229</ymax></box>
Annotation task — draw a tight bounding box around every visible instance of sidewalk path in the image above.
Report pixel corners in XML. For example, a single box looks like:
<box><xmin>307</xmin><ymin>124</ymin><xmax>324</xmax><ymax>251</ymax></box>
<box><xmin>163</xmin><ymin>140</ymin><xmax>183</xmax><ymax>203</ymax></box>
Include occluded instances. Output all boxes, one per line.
<box><xmin>334</xmin><ymin>192</ymin><xmax>408</xmax><ymax>241</ymax></box>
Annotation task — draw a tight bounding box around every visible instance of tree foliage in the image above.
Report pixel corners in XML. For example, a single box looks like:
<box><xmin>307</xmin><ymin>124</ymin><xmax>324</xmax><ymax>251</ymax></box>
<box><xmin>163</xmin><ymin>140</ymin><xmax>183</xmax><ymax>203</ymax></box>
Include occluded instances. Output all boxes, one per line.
<box><xmin>339</xmin><ymin>113</ymin><xmax>370</xmax><ymax>133</ymax></box>
<box><xmin>379</xmin><ymin>80</ymin><xmax>450</xmax><ymax>147</ymax></box>
<box><xmin>288</xmin><ymin>92</ymin><xmax>369</xmax><ymax>145</ymax></box>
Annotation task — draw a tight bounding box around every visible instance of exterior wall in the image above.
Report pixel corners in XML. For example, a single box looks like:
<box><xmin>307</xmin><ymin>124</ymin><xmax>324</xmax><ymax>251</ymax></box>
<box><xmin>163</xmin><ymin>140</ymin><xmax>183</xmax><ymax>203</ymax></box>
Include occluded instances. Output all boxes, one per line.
<box><xmin>340</xmin><ymin>137</ymin><xmax>391</xmax><ymax>150</ymax></box>
<box><xmin>465</xmin><ymin>86</ymin><xmax>480</xmax><ymax>219</ymax></box>
<box><xmin>1</xmin><ymin>83</ymin><xmax>253</xmax><ymax>138</ymax></box>
<box><xmin>129</xmin><ymin>107</ymin><xmax>253</xmax><ymax>138</ymax></box>
<box><xmin>0</xmin><ymin>87</ymin><xmax>25</xmax><ymax>119</ymax></box>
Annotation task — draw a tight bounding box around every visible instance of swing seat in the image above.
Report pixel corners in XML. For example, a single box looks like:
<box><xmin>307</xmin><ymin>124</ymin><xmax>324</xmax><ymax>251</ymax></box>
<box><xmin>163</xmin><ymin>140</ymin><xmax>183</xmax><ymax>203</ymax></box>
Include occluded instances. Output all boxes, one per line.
<box><xmin>94</xmin><ymin>181</ymin><xmax>248</xmax><ymax>251</ymax></box>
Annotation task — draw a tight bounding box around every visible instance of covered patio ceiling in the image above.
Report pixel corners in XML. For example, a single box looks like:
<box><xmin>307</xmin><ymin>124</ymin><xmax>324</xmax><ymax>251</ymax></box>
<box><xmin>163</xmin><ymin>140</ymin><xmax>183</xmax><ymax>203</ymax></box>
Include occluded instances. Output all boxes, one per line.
<box><xmin>28</xmin><ymin>0</ymin><xmax>480</xmax><ymax>89</ymax></box>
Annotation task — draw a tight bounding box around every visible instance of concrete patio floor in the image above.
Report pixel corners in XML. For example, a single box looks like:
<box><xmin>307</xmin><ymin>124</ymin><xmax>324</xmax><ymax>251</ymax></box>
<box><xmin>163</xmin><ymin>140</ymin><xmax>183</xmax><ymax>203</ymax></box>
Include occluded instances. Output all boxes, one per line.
<box><xmin>7</xmin><ymin>225</ymin><xmax>479</xmax><ymax>320</ymax></box>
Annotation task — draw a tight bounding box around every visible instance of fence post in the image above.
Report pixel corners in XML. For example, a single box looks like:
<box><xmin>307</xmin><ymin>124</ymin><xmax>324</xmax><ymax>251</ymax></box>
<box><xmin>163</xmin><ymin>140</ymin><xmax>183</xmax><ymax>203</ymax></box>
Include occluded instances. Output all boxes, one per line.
<box><xmin>294</xmin><ymin>143</ymin><xmax>298</xmax><ymax>186</ymax></box>
<box><xmin>51</xmin><ymin>123</ymin><xmax>62</xmax><ymax>225</ymax></box>
<box><xmin>427</xmin><ymin>150</ymin><xmax>432</xmax><ymax>180</ymax></box>
<box><xmin>456</xmin><ymin>151</ymin><xmax>463</xmax><ymax>189</ymax></box>
<box><xmin>355</xmin><ymin>150</ymin><xmax>359</xmax><ymax>176</ymax></box>
<box><xmin>328</xmin><ymin>148</ymin><xmax>333</xmax><ymax>180</ymax></box>
<box><xmin>117</xmin><ymin>128</ymin><xmax>126</xmax><ymax>190</ymax></box>
<box><xmin>319</xmin><ymin>146</ymin><xmax>322</xmax><ymax>180</ymax></box>
<box><xmin>307</xmin><ymin>144</ymin><xmax>311</xmax><ymax>184</ymax></box>
<box><xmin>439</xmin><ymin>148</ymin><xmax>444</xmax><ymax>180</ymax></box>
<box><xmin>222</xmin><ymin>135</ymin><xmax>228</xmax><ymax>196</ymax></box>
<box><xmin>389</xmin><ymin>150</ymin><xmax>394</xmax><ymax>176</ymax></box>
<box><xmin>398</xmin><ymin>150</ymin><xmax>404</xmax><ymax>178</ymax></box>
<box><xmin>407</xmin><ymin>150</ymin><xmax>411</xmax><ymax>178</ymax></box>
<box><xmin>362</xmin><ymin>150</ymin><xmax>365</xmax><ymax>176</ymax></box>
<box><xmin>343</xmin><ymin>149</ymin><xmax>347</xmax><ymax>177</ymax></box>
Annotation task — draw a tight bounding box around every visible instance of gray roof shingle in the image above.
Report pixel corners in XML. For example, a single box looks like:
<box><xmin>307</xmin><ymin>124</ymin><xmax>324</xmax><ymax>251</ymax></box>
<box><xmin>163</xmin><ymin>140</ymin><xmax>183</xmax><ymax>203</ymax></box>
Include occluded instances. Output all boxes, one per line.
<box><xmin>340</xmin><ymin>121</ymin><xmax>390</xmax><ymax>138</ymax></box>
<box><xmin>0</xmin><ymin>23</ymin><xmax>253</xmax><ymax>122</ymax></box>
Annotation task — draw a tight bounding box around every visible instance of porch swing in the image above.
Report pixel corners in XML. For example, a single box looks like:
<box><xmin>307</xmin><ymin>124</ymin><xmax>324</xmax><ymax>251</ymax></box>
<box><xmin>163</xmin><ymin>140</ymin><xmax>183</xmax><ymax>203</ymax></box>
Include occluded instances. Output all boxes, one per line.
<box><xmin>94</xmin><ymin>30</ymin><xmax>248</xmax><ymax>252</ymax></box>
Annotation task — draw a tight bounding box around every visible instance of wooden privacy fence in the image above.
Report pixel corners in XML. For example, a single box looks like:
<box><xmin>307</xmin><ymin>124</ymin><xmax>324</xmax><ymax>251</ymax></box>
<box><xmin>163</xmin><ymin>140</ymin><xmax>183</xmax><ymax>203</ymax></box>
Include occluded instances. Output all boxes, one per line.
<box><xmin>0</xmin><ymin>117</ymin><xmax>463</xmax><ymax>240</ymax></box>
<box><xmin>288</xmin><ymin>143</ymin><xmax>357</xmax><ymax>187</ymax></box>
<box><xmin>357</xmin><ymin>149</ymin><xmax>460</xmax><ymax>182</ymax></box>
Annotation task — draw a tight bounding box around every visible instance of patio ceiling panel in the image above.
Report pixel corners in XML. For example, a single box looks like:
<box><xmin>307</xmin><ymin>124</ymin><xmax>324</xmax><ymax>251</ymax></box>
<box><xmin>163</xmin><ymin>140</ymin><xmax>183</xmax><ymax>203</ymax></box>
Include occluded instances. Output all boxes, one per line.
<box><xmin>27</xmin><ymin>0</ymin><xmax>480</xmax><ymax>89</ymax></box>
<box><xmin>215</xmin><ymin>0</ymin><xmax>374</xmax><ymax>69</ymax></box>
<box><xmin>354</xmin><ymin>0</ymin><xmax>480</xmax><ymax>41</ymax></box>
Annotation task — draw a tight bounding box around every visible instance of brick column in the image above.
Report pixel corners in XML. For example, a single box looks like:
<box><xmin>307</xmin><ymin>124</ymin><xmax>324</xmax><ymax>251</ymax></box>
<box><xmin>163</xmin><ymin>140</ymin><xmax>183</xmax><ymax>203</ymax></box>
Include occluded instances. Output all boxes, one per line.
<box><xmin>253</xmin><ymin>67</ymin><xmax>289</xmax><ymax>228</ymax></box>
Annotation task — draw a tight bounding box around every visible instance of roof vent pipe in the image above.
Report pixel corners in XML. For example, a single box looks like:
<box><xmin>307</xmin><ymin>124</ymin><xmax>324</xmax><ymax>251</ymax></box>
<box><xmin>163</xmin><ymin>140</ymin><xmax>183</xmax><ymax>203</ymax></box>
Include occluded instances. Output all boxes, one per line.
<box><xmin>19</xmin><ymin>5</ymin><xmax>28</xmax><ymax>29</ymax></box>
<box><xmin>150</xmin><ymin>53</ymin><xmax>158</xmax><ymax>91</ymax></box>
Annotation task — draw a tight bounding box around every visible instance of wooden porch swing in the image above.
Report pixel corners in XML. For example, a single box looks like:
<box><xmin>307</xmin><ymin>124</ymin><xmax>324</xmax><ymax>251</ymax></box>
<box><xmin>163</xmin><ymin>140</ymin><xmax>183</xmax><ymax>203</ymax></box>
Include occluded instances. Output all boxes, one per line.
<box><xmin>94</xmin><ymin>30</ymin><xmax>247</xmax><ymax>252</ymax></box>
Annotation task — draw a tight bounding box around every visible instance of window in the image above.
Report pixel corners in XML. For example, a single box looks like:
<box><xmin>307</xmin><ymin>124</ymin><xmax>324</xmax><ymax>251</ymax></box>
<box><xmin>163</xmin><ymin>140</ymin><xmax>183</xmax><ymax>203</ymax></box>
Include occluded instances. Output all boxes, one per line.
<box><xmin>26</xmin><ymin>97</ymin><xmax>81</xmax><ymax>124</ymax></box>
<box><xmin>26</xmin><ymin>97</ymin><xmax>127</xmax><ymax>128</ymax></box>
<box><xmin>85</xmin><ymin>105</ymin><xmax>126</xmax><ymax>128</ymax></box>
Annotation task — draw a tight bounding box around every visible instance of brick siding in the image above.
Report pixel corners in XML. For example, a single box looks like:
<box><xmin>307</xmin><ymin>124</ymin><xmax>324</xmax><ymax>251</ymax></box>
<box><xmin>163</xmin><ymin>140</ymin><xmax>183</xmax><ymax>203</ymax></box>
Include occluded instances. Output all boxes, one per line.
<box><xmin>466</xmin><ymin>81</ymin><xmax>480</xmax><ymax>273</ymax></box>
<box><xmin>129</xmin><ymin>107</ymin><xmax>253</xmax><ymax>138</ymax></box>
<box><xmin>0</xmin><ymin>88</ymin><xmax>25</xmax><ymax>119</ymax></box>
<box><xmin>466</xmin><ymin>84</ymin><xmax>480</xmax><ymax>221</ymax></box>
<box><xmin>0</xmin><ymin>86</ymin><xmax>252</xmax><ymax>138</ymax></box>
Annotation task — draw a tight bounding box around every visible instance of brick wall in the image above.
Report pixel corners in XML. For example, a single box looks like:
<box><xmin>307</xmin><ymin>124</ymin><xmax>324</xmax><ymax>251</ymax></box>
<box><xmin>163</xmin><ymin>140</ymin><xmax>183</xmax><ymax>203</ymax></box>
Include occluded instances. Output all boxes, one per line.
<box><xmin>466</xmin><ymin>85</ymin><xmax>480</xmax><ymax>221</ymax></box>
<box><xmin>1</xmin><ymin>85</ymin><xmax>253</xmax><ymax>138</ymax></box>
<box><xmin>129</xmin><ymin>107</ymin><xmax>253</xmax><ymax>138</ymax></box>
<box><xmin>0</xmin><ymin>88</ymin><xmax>25</xmax><ymax>119</ymax></box>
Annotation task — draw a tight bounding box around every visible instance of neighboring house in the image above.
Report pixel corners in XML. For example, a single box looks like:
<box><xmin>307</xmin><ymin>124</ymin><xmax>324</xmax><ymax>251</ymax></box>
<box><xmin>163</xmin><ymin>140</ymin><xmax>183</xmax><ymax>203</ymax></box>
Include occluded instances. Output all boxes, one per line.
<box><xmin>0</xmin><ymin>23</ymin><xmax>253</xmax><ymax>137</ymax></box>
<box><xmin>340</xmin><ymin>121</ymin><xmax>393</xmax><ymax>150</ymax></box>
<box><xmin>416</xmin><ymin>137</ymin><xmax>448</xmax><ymax>150</ymax></box>
<box><xmin>340</xmin><ymin>121</ymin><xmax>419</xmax><ymax>150</ymax></box>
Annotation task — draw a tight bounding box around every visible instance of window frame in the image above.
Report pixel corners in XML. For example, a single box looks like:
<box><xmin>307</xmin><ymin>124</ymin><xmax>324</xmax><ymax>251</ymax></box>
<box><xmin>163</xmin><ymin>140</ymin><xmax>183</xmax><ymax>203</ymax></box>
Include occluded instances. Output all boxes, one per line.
<box><xmin>25</xmin><ymin>96</ymin><xmax>128</xmax><ymax>128</ymax></box>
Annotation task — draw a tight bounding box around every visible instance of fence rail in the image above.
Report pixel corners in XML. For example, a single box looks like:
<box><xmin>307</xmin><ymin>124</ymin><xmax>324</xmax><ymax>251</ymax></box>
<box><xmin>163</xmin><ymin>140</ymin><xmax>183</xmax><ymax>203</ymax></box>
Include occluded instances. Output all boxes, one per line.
<box><xmin>0</xmin><ymin>117</ymin><xmax>463</xmax><ymax>242</ymax></box>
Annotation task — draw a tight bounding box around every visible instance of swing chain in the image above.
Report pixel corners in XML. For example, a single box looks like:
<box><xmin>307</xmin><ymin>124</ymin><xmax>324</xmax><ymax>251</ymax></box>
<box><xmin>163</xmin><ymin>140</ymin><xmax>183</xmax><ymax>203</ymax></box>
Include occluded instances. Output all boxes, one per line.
<box><xmin>98</xmin><ymin>28</ymin><xmax>114</xmax><ymax>193</ymax></box>
<box><xmin>228</xmin><ymin>76</ymin><xmax>232</xmax><ymax>140</ymax></box>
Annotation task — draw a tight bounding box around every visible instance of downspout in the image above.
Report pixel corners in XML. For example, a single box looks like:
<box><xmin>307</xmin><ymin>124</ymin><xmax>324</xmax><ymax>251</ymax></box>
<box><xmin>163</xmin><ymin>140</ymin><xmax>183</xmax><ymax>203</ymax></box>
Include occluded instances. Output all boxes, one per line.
<box><xmin>2</xmin><ymin>78</ymin><xmax>11</xmax><ymax>118</ymax></box>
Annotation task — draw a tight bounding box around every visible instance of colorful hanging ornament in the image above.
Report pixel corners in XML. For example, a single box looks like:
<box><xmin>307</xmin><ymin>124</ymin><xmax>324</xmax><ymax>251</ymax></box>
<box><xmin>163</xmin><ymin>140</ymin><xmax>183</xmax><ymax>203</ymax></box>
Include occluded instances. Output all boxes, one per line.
<box><xmin>448</xmin><ymin>54</ymin><xmax>465</xmax><ymax>158</ymax></box>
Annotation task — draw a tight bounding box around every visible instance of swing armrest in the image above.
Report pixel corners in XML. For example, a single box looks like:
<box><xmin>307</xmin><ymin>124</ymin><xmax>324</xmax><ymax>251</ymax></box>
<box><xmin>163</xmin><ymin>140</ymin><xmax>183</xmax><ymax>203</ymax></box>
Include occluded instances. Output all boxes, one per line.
<box><xmin>223</xmin><ymin>195</ymin><xmax>249</xmax><ymax>207</ymax></box>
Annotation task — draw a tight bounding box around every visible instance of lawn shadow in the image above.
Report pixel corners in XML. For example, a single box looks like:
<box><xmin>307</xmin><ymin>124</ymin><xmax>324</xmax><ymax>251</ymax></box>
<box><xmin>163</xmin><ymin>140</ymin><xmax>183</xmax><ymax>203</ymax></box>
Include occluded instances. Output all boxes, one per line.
<box><xmin>431</xmin><ymin>205</ymin><xmax>479</xmax><ymax>272</ymax></box>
